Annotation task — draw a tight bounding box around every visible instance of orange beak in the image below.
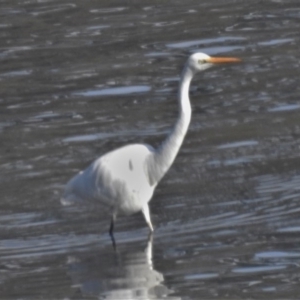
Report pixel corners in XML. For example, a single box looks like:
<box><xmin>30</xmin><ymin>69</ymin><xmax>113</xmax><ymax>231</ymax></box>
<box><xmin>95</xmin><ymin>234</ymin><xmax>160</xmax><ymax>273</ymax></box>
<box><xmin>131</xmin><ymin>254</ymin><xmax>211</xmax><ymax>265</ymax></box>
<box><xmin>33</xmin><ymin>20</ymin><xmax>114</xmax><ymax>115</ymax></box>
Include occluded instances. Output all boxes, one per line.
<box><xmin>207</xmin><ymin>56</ymin><xmax>241</xmax><ymax>64</ymax></box>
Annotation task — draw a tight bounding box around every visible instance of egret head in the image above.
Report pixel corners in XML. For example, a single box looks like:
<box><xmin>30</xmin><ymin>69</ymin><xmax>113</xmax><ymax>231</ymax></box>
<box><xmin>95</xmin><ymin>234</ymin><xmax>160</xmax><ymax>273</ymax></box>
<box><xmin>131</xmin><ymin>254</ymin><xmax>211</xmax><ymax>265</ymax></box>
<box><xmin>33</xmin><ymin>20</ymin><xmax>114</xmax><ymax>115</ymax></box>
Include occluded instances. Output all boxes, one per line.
<box><xmin>187</xmin><ymin>52</ymin><xmax>241</xmax><ymax>73</ymax></box>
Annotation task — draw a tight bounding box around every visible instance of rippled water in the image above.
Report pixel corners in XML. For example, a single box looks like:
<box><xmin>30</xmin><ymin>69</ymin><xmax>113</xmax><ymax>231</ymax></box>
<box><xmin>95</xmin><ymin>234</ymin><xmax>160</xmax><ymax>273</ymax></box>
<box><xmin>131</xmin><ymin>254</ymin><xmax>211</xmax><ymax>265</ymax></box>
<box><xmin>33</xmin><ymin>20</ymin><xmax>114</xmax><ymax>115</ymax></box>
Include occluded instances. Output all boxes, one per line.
<box><xmin>1</xmin><ymin>0</ymin><xmax>300</xmax><ymax>299</ymax></box>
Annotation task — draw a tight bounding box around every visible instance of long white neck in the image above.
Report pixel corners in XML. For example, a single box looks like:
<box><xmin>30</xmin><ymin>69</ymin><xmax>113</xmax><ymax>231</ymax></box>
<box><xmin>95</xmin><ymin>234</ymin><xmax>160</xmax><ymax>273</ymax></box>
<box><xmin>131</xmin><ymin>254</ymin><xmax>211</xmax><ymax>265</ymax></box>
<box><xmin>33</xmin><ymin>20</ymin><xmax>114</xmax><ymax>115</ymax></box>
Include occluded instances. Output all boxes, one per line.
<box><xmin>146</xmin><ymin>65</ymin><xmax>194</xmax><ymax>186</ymax></box>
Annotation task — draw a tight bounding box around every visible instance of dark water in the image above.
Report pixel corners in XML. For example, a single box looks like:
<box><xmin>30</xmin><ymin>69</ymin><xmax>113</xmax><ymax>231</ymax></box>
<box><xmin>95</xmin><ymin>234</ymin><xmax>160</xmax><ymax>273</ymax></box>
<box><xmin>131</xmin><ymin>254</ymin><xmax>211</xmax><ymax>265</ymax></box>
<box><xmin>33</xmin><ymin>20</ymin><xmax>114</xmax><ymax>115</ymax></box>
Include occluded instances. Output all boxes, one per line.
<box><xmin>1</xmin><ymin>0</ymin><xmax>300</xmax><ymax>299</ymax></box>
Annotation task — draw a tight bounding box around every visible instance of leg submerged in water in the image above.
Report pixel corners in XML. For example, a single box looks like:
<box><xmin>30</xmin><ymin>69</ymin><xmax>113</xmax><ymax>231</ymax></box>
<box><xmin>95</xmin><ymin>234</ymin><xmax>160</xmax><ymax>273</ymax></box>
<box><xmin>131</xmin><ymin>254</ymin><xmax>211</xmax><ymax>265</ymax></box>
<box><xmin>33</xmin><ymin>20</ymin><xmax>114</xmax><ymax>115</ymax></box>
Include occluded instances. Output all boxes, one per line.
<box><xmin>109</xmin><ymin>214</ymin><xmax>117</xmax><ymax>250</ymax></box>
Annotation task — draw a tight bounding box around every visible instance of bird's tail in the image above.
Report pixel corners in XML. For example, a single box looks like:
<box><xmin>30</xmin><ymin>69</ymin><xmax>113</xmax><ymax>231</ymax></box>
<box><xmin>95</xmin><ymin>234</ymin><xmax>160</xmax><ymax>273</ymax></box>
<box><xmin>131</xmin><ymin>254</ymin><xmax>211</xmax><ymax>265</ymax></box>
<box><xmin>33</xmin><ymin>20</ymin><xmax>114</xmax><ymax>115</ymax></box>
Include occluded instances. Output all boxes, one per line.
<box><xmin>60</xmin><ymin>193</ymin><xmax>83</xmax><ymax>206</ymax></box>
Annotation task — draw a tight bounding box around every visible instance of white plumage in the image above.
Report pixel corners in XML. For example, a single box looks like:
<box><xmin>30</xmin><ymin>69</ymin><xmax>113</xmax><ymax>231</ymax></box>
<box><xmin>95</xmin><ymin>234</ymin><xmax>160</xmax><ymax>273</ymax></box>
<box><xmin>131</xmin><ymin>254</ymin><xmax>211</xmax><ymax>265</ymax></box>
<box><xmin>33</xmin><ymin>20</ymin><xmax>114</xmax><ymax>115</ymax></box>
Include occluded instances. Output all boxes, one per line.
<box><xmin>62</xmin><ymin>52</ymin><xmax>240</xmax><ymax>237</ymax></box>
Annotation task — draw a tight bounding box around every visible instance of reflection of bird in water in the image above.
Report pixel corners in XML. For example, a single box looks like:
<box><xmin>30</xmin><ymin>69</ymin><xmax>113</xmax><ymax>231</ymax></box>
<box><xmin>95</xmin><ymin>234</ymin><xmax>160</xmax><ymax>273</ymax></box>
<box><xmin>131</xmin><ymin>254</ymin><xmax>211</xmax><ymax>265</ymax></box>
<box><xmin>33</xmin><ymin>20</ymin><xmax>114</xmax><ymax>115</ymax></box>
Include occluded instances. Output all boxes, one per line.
<box><xmin>67</xmin><ymin>237</ymin><xmax>181</xmax><ymax>299</ymax></box>
<box><xmin>62</xmin><ymin>53</ymin><xmax>240</xmax><ymax>239</ymax></box>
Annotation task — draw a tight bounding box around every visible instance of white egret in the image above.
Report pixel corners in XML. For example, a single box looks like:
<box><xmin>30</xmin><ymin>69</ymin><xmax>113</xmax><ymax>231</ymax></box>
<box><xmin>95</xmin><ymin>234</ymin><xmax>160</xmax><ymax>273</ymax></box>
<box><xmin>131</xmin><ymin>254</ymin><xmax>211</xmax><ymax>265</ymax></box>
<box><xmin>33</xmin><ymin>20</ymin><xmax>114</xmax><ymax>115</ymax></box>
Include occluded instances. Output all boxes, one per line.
<box><xmin>62</xmin><ymin>52</ymin><xmax>240</xmax><ymax>239</ymax></box>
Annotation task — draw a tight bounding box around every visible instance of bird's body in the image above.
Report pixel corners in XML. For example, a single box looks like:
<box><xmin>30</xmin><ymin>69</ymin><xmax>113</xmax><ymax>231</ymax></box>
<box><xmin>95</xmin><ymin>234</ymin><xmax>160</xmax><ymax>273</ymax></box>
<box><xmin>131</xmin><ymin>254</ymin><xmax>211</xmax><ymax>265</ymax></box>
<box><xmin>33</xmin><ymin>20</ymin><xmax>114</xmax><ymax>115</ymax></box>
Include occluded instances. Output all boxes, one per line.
<box><xmin>62</xmin><ymin>52</ymin><xmax>240</xmax><ymax>237</ymax></box>
<box><xmin>63</xmin><ymin>144</ymin><xmax>156</xmax><ymax>216</ymax></box>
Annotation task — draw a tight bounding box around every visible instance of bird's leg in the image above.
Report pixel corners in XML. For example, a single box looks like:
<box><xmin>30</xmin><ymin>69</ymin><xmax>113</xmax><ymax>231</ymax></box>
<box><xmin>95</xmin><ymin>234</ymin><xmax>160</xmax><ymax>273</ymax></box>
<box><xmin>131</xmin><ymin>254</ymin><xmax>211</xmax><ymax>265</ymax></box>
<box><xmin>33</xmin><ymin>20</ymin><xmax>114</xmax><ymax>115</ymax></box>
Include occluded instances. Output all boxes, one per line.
<box><xmin>110</xmin><ymin>234</ymin><xmax>116</xmax><ymax>251</ymax></box>
<box><xmin>109</xmin><ymin>214</ymin><xmax>117</xmax><ymax>250</ymax></box>
<box><xmin>109</xmin><ymin>215</ymin><xmax>114</xmax><ymax>236</ymax></box>
<box><xmin>142</xmin><ymin>204</ymin><xmax>154</xmax><ymax>233</ymax></box>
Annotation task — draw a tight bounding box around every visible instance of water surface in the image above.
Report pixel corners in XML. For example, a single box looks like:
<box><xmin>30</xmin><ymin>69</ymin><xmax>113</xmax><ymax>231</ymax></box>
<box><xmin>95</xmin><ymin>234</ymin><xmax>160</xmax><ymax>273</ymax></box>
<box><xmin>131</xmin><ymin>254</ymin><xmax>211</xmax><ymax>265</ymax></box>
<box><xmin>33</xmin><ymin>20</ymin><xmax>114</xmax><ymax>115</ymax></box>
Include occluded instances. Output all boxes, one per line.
<box><xmin>1</xmin><ymin>0</ymin><xmax>300</xmax><ymax>299</ymax></box>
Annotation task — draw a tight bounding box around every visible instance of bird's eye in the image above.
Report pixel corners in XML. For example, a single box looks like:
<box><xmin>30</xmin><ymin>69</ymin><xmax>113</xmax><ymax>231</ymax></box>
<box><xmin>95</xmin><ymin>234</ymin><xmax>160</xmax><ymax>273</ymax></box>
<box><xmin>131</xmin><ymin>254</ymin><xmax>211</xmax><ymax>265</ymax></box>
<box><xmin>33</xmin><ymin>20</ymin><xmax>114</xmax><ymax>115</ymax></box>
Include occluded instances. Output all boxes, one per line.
<box><xmin>198</xmin><ymin>59</ymin><xmax>206</xmax><ymax>64</ymax></box>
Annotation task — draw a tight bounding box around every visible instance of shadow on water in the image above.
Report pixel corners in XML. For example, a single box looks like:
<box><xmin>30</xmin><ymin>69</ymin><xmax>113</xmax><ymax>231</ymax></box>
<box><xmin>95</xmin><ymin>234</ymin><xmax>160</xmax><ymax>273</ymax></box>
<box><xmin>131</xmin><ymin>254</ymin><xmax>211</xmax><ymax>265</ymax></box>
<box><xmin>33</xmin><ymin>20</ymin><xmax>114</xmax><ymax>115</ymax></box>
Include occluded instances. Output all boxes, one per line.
<box><xmin>1</xmin><ymin>0</ymin><xmax>300</xmax><ymax>299</ymax></box>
